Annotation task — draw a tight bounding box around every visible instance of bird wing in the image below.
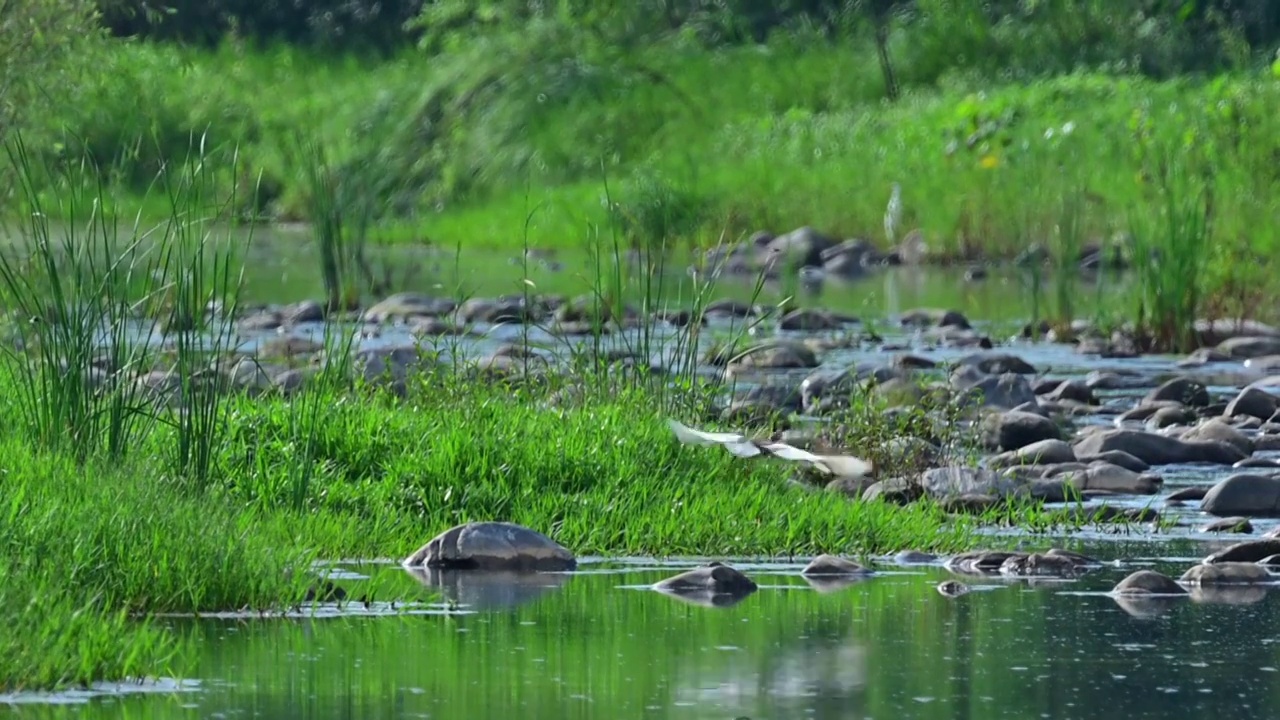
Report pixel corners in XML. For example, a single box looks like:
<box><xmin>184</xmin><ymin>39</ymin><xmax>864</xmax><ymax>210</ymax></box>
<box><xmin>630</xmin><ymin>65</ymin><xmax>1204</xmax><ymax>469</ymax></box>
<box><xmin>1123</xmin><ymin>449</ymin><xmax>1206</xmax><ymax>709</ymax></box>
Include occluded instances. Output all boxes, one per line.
<box><xmin>813</xmin><ymin>454</ymin><xmax>874</xmax><ymax>478</ymax></box>
<box><xmin>760</xmin><ymin>443</ymin><xmax>874</xmax><ymax>478</ymax></box>
<box><xmin>666</xmin><ymin>418</ymin><xmax>747</xmax><ymax>446</ymax></box>
<box><xmin>758</xmin><ymin>442</ymin><xmax>826</xmax><ymax>464</ymax></box>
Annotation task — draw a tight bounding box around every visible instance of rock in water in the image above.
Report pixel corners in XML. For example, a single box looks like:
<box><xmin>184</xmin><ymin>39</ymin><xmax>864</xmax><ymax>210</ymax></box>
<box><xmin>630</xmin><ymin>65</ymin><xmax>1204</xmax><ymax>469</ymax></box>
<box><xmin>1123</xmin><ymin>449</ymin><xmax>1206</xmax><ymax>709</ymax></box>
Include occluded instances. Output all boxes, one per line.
<box><xmin>1111</xmin><ymin>570</ymin><xmax>1187</xmax><ymax>596</ymax></box>
<box><xmin>1180</xmin><ymin>562</ymin><xmax>1275</xmax><ymax>585</ymax></box>
<box><xmin>801</xmin><ymin>554</ymin><xmax>873</xmax><ymax>577</ymax></box>
<box><xmin>653</xmin><ymin>562</ymin><xmax>758</xmax><ymax>596</ymax></box>
<box><xmin>1202</xmin><ymin>539</ymin><xmax>1280</xmax><ymax>564</ymax></box>
<box><xmin>1200</xmin><ymin>474</ymin><xmax>1280</xmax><ymax>517</ymax></box>
<box><xmin>402</xmin><ymin>521</ymin><xmax>577</xmax><ymax>571</ymax></box>
<box><xmin>936</xmin><ymin>580</ymin><xmax>971</xmax><ymax>597</ymax></box>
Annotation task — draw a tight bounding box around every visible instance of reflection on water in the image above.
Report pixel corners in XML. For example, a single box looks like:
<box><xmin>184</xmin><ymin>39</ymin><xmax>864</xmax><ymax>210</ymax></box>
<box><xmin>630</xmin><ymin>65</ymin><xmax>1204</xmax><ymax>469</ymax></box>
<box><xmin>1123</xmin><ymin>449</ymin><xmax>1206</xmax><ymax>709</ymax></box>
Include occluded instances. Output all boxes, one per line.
<box><xmin>10</xmin><ymin>547</ymin><xmax>1280</xmax><ymax>719</ymax></box>
<box><xmin>406</xmin><ymin>566</ymin><xmax>573</xmax><ymax>610</ymax></box>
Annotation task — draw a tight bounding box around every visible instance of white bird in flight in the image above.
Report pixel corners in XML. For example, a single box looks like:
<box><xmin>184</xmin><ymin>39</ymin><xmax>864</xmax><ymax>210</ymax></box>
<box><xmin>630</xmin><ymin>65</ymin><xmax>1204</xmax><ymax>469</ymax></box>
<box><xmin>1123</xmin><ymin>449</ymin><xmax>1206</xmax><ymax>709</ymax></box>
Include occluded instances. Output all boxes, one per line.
<box><xmin>666</xmin><ymin>419</ymin><xmax>874</xmax><ymax>478</ymax></box>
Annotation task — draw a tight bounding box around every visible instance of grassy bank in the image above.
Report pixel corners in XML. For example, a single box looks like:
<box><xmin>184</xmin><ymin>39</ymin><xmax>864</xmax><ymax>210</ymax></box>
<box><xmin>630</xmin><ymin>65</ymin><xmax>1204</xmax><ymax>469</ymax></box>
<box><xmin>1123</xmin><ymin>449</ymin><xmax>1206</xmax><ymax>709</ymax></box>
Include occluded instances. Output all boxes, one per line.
<box><xmin>16</xmin><ymin>37</ymin><xmax>1279</xmax><ymax>259</ymax></box>
<box><xmin>0</xmin><ymin>145</ymin><xmax>1150</xmax><ymax>690</ymax></box>
<box><xmin>0</xmin><ymin>361</ymin><xmax>1012</xmax><ymax>692</ymax></box>
<box><xmin>10</xmin><ymin>32</ymin><xmax>1279</xmax><ymax>340</ymax></box>
<box><xmin>1</xmin><ymin>3</ymin><xmax>1270</xmax><ymax>690</ymax></box>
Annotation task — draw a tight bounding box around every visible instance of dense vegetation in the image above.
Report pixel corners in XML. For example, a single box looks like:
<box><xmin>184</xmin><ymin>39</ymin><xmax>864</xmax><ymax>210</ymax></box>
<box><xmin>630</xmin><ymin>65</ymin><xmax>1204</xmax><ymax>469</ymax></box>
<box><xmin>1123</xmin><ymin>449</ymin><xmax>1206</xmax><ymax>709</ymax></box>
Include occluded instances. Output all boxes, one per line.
<box><xmin>0</xmin><ymin>0</ymin><xmax>1277</xmax><ymax>694</ymax></box>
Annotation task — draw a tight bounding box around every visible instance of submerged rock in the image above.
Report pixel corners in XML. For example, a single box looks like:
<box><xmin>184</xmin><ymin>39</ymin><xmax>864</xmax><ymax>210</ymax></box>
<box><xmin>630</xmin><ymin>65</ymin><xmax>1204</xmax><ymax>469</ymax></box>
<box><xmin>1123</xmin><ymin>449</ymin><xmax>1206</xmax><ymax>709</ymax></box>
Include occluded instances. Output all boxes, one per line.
<box><xmin>1166</xmin><ymin>486</ymin><xmax>1212</xmax><ymax>502</ymax></box>
<box><xmin>1203</xmin><ymin>539</ymin><xmax>1280</xmax><ymax>564</ymax></box>
<box><xmin>1111</xmin><ymin>570</ymin><xmax>1187</xmax><ymax>596</ymax></box>
<box><xmin>893</xmin><ymin>550</ymin><xmax>938</xmax><ymax>565</ymax></box>
<box><xmin>936</xmin><ymin>580</ymin><xmax>970</xmax><ymax>597</ymax></box>
<box><xmin>1199</xmin><ymin>517</ymin><xmax>1254</xmax><ymax>534</ymax></box>
<box><xmin>653</xmin><ymin>562</ymin><xmax>758</xmax><ymax>596</ymax></box>
<box><xmin>402</xmin><ymin>521</ymin><xmax>576</xmax><ymax>571</ymax></box>
<box><xmin>1180</xmin><ymin>562</ymin><xmax>1275</xmax><ymax>585</ymax></box>
<box><xmin>998</xmin><ymin>552</ymin><xmax>1091</xmax><ymax>578</ymax></box>
<box><xmin>945</xmin><ymin>551</ymin><xmax>1022</xmax><ymax>576</ymax></box>
<box><xmin>801</xmin><ymin>554</ymin><xmax>873</xmax><ymax>577</ymax></box>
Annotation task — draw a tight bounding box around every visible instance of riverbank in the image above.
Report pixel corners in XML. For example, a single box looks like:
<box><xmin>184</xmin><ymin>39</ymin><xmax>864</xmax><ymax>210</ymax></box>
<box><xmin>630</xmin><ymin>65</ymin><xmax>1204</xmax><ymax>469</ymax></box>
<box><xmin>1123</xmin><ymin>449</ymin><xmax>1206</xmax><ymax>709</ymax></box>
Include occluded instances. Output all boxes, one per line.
<box><xmin>11</xmin><ymin>37</ymin><xmax>1278</xmax><ymax>342</ymax></box>
<box><xmin>16</xmin><ymin>40</ymin><xmax>1280</xmax><ymax>261</ymax></box>
<box><xmin>0</xmin><ymin>354</ymin><xmax>1010</xmax><ymax>692</ymax></box>
<box><xmin>6</xmin><ymin>16</ymin><xmax>1280</xmax><ymax>695</ymax></box>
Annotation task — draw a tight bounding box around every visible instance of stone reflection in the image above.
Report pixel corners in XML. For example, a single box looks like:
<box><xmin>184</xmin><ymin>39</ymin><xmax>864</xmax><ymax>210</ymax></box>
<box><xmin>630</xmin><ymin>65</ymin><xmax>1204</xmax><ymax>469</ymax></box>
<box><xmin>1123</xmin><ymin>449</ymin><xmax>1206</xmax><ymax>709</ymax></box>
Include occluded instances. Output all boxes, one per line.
<box><xmin>1189</xmin><ymin>584</ymin><xmax>1270</xmax><ymax>606</ymax></box>
<box><xmin>672</xmin><ymin>641</ymin><xmax>867</xmax><ymax>715</ymax></box>
<box><xmin>1111</xmin><ymin>595</ymin><xmax>1182</xmax><ymax>619</ymax></box>
<box><xmin>654</xmin><ymin>587</ymin><xmax>756</xmax><ymax>608</ymax></box>
<box><xmin>404</xmin><ymin>567</ymin><xmax>571</xmax><ymax>610</ymax></box>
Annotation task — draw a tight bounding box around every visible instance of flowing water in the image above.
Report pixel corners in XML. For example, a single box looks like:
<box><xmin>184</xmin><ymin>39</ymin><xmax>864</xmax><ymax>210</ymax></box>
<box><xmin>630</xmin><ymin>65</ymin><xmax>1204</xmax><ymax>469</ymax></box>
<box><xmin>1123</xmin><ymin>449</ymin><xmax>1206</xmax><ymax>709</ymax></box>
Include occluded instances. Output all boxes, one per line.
<box><xmin>6</xmin><ymin>544</ymin><xmax>1280</xmax><ymax>719</ymax></box>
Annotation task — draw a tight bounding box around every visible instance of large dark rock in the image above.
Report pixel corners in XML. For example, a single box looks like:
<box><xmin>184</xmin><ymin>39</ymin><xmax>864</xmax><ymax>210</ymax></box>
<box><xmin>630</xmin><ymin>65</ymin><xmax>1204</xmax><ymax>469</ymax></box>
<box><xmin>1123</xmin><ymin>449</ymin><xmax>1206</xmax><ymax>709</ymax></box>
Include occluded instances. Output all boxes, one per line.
<box><xmin>1203</xmin><ymin>539</ymin><xmax>1280</xmax><ymax>564</ymax></box>
<box><xmin>1180</xmin><ymin>418</ymin><xmax>1253</xmax><ymax>455</ymax></box>
<box><xmin>988</xmin><ymin>439</ymin><xmax>1077</xmax><ymax>468</ymax></box>
<box><xmin>1200</xmin><ymin>474</ymin><xmax>1280</xmax><ymax>517</ymax></box>
<box><xmin>1225</xmin><ymin>386</ymin><xmax>1280</xmax><ymax>421</ymax></box>
<box><xmin>765</xmin><ymin>226</ymin><xmax>837</xmax><ymax>267</ymax></box>
<box><xmin>1111</xmin><ymin>570</ymin><xmax>1187</xmax><ymax>595</ymax></box>
<box><xmin>402</xmin><ymin>522</ymin><xmax>577</xmax><ymax>571</ymax></box>
<box><xmin>1180</xmin><ymin>562</ymin><xmax>1274</xmax><ymax>585</ymax></box>
<box><xmin>1219</xmin><ymin>335</ymin><xmax>1280</xmax><ymax>360</ymax></box>
<box><xmin>1072</xmin><ymin>428</ymin><xmax>1248</xmax><ymax>466</ymax></box>
<box><xmin>1056</xmin><ymin>463</ymin><xmax>1163</xmax><ymax>495</ymax></box>
<box><xmin>1075</xmin><ymin>450</ymin><xmax>1149</xmax><ymax>473</ymax></box>
<box><xmin>1143</xmin><ymin>377</ymin><xmax>1210</xmax><ymax>407</ymax></box>
<box><xmin>952</xmin><ymin>369</ymin><xmax>1038</xmax><ymax>409</ymax></box>
<box><xmin>653</xmin><ymin>562</ymin><xmax>758</xmax><ymax>596</ymax></box>
<box><xmin>920</xmin><ymin>467</ymin><xmax>1020</xmax><ymax>499</ymax></box>
<box><xmin>980</xmin><ymin>410</ymin><xmax>1062</xmax><ymax>451</ymax></box>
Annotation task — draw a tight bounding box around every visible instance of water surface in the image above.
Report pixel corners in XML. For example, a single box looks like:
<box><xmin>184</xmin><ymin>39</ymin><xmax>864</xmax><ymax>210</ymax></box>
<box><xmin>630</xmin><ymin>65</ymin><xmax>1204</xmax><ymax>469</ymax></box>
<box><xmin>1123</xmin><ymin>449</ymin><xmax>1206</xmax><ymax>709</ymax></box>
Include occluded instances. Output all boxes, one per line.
<box><xmin>9</xmin><ymin>546</ymin><xmax>1280</xmax><ymax>719</ymax></box>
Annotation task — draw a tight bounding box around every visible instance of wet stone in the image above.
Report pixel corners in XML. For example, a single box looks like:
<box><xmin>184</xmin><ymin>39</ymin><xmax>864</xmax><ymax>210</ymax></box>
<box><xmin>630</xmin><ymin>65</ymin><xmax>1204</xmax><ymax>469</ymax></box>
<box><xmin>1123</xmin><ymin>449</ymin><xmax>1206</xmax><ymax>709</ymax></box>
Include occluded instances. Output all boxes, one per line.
<box><xmin>653</xmin><ymin>562</ymin><xmax>758</xmax><ymax>596</ymax></box>
<box><xmin>801</xmin><ymin>555</ymin><xmax>873</xmax><ymax>577</ymax></box>
<box><xmin>1180</xmin><ymin>562</ymin><xmax>1274</xmax><ymax>586</ymax></box>
<box><xmin>1199</xmin><ymin>517</ymin><xmax>1254</xmax><ymax>534</ymax></box>
<box><xmin>1112</xmin><ymin>570</ymin><xmax>1188</xmax><ymax>596</ymax></box>
<box><xmin>402</xmin><ymin>522</ymin><xmax>576</xmax><ymax>571</ymax></box>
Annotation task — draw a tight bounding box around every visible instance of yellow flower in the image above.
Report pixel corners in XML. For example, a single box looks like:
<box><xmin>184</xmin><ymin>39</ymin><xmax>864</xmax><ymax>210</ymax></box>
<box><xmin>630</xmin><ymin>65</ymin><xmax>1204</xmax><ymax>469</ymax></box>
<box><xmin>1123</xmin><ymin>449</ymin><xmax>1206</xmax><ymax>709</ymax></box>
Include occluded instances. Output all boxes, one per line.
<box><xmin>979</xmin><ymin>154</ymin><xmax>1000</xmax><ymax>169</ymax></box>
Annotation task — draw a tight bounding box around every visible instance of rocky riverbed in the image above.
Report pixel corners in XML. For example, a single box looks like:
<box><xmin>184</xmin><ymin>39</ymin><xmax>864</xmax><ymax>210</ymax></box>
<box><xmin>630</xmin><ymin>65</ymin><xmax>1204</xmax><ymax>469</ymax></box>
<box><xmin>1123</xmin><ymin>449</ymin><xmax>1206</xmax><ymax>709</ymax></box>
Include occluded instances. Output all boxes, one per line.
<box><xmin>63</xmin><ymin>284</ymin><xmax>1280</xmax><ymax>535</ymax></box>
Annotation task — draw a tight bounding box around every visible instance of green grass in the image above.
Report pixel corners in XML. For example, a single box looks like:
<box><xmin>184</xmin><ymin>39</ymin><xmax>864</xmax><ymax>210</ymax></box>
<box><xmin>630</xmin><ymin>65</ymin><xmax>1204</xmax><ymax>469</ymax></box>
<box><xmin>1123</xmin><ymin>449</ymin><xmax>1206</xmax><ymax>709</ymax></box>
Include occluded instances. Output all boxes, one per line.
<box><xmin>12</xmin><ymin>32</ymin><xmax>1280</xmax><ymax>344</ymax></box>
<box><xmin>0</xmin><ymin>28</ymin><xmax>1233</xmax><ymax>689</ymax></box>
